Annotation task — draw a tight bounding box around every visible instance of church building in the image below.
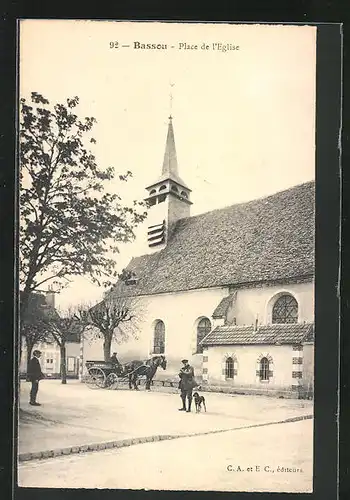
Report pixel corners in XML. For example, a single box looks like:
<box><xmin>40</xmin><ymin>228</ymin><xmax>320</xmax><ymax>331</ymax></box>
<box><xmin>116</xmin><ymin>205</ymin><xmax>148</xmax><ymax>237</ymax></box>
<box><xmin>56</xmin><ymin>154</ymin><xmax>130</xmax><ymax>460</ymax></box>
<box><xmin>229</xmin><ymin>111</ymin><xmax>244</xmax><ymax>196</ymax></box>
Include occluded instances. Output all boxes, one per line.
<box><xmin>82</xmin><ymin>116</ymin><xmax>315</xmax><ymax>398</ymax></box>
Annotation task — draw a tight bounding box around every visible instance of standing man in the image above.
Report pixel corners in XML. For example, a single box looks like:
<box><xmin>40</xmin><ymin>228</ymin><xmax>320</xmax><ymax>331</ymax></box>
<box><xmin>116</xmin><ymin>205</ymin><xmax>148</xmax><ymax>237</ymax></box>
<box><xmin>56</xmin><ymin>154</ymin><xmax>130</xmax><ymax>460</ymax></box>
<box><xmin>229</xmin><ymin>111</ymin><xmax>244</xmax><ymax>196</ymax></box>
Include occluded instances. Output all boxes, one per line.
<box><xmin>28</xmin><ymin>350</ymin><xmax>44</xmax><ymax>406</ymax></box>
<box><xmin>178</xmin><ymin>359</ymin><xmax>196</xmax><ymax>413</ymax></box>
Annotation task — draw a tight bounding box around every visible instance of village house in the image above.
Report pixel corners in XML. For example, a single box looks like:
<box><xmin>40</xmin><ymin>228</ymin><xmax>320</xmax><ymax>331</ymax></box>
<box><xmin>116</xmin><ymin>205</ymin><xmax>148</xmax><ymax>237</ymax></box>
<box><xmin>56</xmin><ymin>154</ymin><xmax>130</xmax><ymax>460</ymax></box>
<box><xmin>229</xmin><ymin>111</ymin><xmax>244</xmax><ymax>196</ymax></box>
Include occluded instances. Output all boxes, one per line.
<box><xmin>82</xmin><ymin>116</ymin><xmax>315</xmax><ymax>398</ymax></box>
<box><xmin>20</xmin><ymin>289</ymin><xmax>81</xmax><ymax>379</ymax></box>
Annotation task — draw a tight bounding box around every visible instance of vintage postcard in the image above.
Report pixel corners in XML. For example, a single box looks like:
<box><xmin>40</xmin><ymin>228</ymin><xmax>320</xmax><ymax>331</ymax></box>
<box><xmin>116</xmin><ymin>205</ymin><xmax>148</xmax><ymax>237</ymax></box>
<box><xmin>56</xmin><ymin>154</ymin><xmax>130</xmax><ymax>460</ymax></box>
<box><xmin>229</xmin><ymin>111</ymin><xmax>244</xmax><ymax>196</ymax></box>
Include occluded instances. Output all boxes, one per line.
<box><xmin>18</xmin><ymin>20</ymin><xmax>317</xmax><ymax>492</ymax></box>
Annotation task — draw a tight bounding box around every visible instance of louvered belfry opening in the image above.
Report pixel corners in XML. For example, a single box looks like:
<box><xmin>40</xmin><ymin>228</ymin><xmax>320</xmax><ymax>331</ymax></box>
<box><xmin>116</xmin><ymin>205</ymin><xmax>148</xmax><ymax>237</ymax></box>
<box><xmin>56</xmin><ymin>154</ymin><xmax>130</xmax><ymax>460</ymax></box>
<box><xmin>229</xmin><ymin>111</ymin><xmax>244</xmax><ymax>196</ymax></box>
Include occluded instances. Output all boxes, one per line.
<box><xmin>147</xmin><ymin>221</ymin><xmax>166</xmax><ymax>248</ymax></box>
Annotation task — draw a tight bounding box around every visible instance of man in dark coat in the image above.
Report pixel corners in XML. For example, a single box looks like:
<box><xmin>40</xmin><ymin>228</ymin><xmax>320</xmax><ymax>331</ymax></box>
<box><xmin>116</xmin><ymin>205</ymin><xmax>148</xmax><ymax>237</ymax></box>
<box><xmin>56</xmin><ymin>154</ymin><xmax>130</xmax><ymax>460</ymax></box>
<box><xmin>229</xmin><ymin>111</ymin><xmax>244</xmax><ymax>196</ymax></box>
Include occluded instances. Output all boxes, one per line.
<box><xmin>178</xmin><ymin>359</ymin><xmax>196</xmax><ymax>412</ymax></box>
<box><xmin>28</xmin><ymin>350</ymin><xmax>44</xmax><ymax>406</ymax></box>
<box><xmin>110</xmin><ymin>352</ymin><xmax>124</xmax><ymax>375</ymax></box>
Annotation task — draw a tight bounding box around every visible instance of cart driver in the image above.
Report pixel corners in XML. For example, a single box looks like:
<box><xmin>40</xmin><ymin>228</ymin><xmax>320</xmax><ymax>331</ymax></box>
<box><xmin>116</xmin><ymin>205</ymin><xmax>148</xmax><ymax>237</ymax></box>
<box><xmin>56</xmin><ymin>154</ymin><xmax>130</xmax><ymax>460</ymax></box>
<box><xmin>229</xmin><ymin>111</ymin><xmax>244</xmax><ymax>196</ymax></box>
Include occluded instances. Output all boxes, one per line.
<box><xmin>110</xmin><ymin>352</ymin><xmax>124</xmax><ymax>375</ymax></box>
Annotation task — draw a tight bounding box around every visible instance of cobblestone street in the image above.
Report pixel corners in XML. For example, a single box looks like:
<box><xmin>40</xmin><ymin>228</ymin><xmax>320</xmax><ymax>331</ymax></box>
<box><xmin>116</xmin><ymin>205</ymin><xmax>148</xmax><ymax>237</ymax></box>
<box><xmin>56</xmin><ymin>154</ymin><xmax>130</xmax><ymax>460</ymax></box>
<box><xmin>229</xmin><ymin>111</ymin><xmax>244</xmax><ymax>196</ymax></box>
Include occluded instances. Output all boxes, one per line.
<box><xmin>18</xmin><ymin>380</ymin><xmax>313</xmax><ymax>491</ymax></box>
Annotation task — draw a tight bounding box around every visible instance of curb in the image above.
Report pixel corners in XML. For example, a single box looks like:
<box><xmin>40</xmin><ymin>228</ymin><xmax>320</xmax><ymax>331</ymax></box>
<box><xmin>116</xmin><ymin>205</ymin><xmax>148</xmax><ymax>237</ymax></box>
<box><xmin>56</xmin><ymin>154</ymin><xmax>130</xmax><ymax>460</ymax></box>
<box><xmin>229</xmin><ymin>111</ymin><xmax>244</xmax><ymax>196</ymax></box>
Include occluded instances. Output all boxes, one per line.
<box><xmin>18</xmin><ymin>414</ymin><xmax>313</xmax><ymax>463</ymax></box>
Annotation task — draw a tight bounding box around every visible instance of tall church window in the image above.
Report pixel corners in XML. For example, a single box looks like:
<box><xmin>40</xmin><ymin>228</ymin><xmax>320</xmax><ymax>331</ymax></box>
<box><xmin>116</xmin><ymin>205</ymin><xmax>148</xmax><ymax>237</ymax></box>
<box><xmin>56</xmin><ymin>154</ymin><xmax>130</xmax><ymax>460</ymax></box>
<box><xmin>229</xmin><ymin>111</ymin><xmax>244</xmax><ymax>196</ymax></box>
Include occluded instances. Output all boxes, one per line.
<box><xmin>259</xmin><ymin>357</ymin><xmax>270</xmax><ymax>381</ymax></box>
<box><xmin>225</xmin><ymin>357</ymin><xmax>234</xmax><ymax>379</ymax></box>
<box><xmin>196</xmin><ymin>317</ymin><xmax>211</xmax><ymax>354</ymax></box>
<box><xmin>272</xmin><ymin>294</ymin><xmax>298</xmax><ymax>324</ymax></box>
<box><xmin>153</xmin><ymin>320</ymin><xmax>165</xmax><ymax>354</ymax></box>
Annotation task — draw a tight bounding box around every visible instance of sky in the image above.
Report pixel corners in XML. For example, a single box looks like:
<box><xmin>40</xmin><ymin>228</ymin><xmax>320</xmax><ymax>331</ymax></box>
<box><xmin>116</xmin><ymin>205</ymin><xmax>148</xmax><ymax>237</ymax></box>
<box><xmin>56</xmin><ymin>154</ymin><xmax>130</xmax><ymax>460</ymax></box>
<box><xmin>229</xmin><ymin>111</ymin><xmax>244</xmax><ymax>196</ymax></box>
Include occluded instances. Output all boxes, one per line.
<box><xmin>19</xmin><ymin>21</ymin><xmax>316</xmax><ymax>311</ymax></box>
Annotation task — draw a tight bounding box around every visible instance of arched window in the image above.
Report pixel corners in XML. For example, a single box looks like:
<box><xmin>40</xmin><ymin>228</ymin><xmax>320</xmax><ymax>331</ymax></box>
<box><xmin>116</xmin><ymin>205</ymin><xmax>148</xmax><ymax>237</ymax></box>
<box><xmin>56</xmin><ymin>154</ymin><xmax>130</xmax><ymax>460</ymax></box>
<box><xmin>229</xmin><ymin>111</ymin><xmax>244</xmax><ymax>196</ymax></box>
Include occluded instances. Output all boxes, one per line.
<box><xmin>147</xmin><ymin>198</ymin><xmax>156</xmax><ymax>207</ymax></box>
<box><xmin>149</xmin><ymin>189</ymin><xmax>156</xmax><ymax>195</ymax></box>
<box><xmin>225</xmin><ymin>357</ymin><xmax>234</xmax><ymax>379</ymax></box>
<box><xmin>196</xmin><ymin>317</ymin><xmax>211</xmax><ymax>354</ymax></box>
<box><xmin>260</xmin><ymin>357</ymin><xmax>270</xmax><ymax>381</ymax></box>
<box><xmin>272</xmin><ymin>294</ymin><xmax>298</xmax><ymax>324</ymax></box>
<box><xmin>153</xmin><ymin>320</ymin><xmax>165</xmax><ymax>354</ymax></box>
<box><xmin>180</xmin><ymin>191</ymin><xmax>188</xmax><ymax>198</ymax></box>
<box><xmin>159</xmin><ymin>185</ymin><xmax>167</xmax><ymax>191</ymax></box>
<box><xmin>171</xmin><ymin>185</ymin><xmax>179</xmax><ymax>192</ymax></box>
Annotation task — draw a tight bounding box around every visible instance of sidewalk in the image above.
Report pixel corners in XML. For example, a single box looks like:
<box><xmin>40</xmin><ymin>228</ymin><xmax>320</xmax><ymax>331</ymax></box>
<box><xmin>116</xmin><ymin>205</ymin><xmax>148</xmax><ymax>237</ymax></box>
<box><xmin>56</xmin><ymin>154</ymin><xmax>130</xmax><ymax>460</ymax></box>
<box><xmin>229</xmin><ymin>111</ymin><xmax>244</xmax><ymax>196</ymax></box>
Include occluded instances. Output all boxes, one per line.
<box><xmin>18</xmin><ymin>380</ymin><xmax>313</xmax><ymax>457</ymax></box>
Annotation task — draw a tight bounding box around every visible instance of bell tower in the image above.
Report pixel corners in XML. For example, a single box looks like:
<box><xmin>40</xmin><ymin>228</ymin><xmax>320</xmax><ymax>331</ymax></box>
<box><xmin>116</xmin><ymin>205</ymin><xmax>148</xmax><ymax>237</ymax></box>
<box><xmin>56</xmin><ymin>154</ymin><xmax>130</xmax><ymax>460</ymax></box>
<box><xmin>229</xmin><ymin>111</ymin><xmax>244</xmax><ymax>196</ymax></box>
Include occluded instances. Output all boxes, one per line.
<box><xmin>144</xmin><ymin>115</ymin><xmax>192</xmax><ymax>251</ymax></box>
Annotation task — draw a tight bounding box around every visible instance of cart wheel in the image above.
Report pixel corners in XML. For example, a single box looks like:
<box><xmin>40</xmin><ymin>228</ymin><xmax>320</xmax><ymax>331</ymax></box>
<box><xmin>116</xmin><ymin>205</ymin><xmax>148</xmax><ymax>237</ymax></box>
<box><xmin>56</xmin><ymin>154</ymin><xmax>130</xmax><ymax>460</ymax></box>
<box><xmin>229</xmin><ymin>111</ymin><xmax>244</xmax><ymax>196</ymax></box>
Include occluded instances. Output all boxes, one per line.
<box><xmin>86</xmin><ymin>367</ymin><xmax>106</xmax><ymax>389</ymax></box>
<box><xmin>106</xmin><ymin>373</ymin><xmax>119</xmax><ymax>390</ymax></box>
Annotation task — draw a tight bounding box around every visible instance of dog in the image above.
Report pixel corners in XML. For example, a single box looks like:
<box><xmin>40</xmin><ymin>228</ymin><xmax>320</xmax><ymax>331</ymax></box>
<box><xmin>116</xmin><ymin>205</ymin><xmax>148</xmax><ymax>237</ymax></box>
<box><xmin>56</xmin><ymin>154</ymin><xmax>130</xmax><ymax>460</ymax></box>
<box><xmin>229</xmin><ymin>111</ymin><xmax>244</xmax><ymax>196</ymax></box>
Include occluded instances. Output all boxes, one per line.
<box><xmin>193</xmin><ymin>391</ymin><xmax>206</xmax><ymax>413</ymax></box>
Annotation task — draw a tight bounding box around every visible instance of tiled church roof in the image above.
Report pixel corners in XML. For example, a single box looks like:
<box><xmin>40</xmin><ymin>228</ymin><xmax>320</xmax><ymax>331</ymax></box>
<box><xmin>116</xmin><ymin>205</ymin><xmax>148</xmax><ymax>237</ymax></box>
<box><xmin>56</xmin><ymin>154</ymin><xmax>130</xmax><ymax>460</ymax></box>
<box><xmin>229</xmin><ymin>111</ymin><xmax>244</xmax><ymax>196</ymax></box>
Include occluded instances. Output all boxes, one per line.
<box><xmin>109</xmin><ymin>181</ymin><xmax>315</xmax><ymax>298</ymax></box>
<box><xmin>201</xmin><ymin>323</ymin><xmax>314</xmax><ymax>346</ymax></box>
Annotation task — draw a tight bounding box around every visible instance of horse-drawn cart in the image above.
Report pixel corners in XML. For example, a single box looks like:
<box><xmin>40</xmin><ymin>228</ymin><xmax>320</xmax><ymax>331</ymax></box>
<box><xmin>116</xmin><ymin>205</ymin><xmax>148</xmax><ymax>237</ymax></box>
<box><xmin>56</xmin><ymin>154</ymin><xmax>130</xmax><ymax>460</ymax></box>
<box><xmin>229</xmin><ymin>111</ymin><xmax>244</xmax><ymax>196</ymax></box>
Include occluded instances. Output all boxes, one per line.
<box><xmin>85</xmin><ymin>361</ymin><xmax>125</xmax><ymax>389</ymax></box>
<box><xmin>85</xmin><ymin>355</ymin><xmax>167</xmax><ymax>390</ymax></box>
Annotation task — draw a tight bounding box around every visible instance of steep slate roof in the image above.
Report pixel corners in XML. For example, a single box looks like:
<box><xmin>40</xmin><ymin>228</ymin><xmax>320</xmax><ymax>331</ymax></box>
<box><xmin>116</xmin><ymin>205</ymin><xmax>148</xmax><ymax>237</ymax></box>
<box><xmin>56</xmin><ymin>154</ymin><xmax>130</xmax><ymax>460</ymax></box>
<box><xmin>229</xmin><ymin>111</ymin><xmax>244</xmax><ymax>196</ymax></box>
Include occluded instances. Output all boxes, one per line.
<box><xmin>109</xmin><ymin>181</ymin><xmax>315</xmax><ymax>298</ymax></box>
<box><xmin>201</xmin><ymin>323</ymin><xmax>314</xmax><ymax>346</ymax></box>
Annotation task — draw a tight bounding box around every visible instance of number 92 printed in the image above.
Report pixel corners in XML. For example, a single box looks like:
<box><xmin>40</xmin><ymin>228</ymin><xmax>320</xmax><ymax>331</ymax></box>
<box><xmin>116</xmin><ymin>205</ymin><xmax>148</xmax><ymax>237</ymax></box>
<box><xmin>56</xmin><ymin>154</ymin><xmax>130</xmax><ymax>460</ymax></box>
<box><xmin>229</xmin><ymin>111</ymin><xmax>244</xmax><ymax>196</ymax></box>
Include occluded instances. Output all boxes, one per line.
<box><xmin>110</xmin><ymin>41</ymin><xmax>119</xmax><ymax>49</ymax></box>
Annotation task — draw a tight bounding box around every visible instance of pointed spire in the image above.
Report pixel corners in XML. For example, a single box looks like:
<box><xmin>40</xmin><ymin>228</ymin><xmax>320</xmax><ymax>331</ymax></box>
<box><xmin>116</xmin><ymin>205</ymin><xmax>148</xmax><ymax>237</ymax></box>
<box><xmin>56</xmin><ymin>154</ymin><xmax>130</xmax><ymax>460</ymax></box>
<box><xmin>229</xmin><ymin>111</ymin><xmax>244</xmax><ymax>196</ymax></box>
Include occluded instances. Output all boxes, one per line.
<box><xmin>146</xmin><ymin>112</ymin><xmax>190</xmax><ymax>190</ymax></box>
<box><xmin>162</xmin><ymin>116</ymin><xmax>179</xmax><ymax>177</ymax></box>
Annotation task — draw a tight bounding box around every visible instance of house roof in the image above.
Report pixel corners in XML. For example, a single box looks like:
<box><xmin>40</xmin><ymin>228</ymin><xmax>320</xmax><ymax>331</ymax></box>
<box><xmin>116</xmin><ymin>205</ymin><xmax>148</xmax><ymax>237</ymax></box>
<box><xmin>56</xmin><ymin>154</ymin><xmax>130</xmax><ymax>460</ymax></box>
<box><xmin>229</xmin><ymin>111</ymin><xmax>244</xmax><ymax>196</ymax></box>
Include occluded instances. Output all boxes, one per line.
<box><xmin>109</xmin><ymin>181</ymin><xmax>315</xmax><ymax>298</ymax></box>
<box><xmin>201</xmin><ymin>322</ymin><xmax>314</xmax><ymax>346</ymax></box>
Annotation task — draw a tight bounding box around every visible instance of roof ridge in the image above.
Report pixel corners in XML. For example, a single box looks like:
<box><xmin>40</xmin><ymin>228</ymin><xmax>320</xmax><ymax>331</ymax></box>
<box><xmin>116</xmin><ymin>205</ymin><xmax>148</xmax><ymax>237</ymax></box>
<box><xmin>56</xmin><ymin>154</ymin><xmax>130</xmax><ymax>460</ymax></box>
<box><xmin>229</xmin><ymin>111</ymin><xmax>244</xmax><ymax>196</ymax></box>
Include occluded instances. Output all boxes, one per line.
<box><xmin>176</xmin><ymin>180</ymin><xmax>315</xmax><ymax>225</ymax></box>
<box><xmin>131</xmin><ymin>180</ymin><xmax>316</xmax><ymax>264</ymax></box>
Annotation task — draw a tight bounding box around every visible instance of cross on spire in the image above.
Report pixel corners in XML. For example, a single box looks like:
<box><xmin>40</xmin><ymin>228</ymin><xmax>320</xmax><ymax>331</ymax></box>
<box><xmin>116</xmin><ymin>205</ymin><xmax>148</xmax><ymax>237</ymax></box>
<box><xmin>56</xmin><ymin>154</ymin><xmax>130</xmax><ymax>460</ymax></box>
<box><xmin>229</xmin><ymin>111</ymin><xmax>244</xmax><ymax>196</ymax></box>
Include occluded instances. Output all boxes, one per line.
<box><xmin>169</xmin><ymin>82</ymin><xmax>175</xmax><ymax>119</ymax></box>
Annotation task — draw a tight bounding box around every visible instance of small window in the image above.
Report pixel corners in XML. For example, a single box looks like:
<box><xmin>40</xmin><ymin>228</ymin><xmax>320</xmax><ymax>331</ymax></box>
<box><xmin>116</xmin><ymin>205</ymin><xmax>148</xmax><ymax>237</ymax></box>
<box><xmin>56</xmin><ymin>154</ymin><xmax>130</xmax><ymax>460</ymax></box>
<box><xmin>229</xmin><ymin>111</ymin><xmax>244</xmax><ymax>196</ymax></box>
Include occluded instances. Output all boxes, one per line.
<box><xmin>171</xmin><ymin>185</ymin><xmax>179</xmax><ymax>192</ymax></box>
<box><xmin>260</xmin><ymin>357</ymin><xmax>270</xmax><ymax>381</ymax></box>
<box><xmin>180</xmin><ymin>191</ymin><xmax>188</xmax><ymax>198</ymax></box>
<box><xmin>225</xmin><ymin>357</ymin><xmax>234</xmax><ymax>379</ymax></box>
<box><xmin>159</xmin><ymin>185</ymin><xmax>167</xmax><ymax>191</ymax></box>
<box><xmin>272</xmin><ymin>294</ymin><xmax>298</xmax><ymax>324</ymax></box>
<box><xmin>153</xmin><ymin>320</ymin><xmax>165</xmax><ymax>354</ymax></box>
<box><xmin>196</xmin><ymin>317</ymin><xmax>211</xmax><ymax>354</ymax></box>
<box><xmin>149</xmin><ymin>189</ymin><xmax>156</xmax><ymax>195</ymax></box>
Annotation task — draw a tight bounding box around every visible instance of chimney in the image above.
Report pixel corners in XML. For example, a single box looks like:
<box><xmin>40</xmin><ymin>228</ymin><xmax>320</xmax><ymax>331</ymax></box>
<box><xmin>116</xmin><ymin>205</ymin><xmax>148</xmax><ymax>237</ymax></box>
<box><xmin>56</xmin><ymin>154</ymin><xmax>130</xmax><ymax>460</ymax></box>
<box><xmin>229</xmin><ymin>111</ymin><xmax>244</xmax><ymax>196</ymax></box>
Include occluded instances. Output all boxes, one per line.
<box><xmin>45</xmin><ymin>285</ymin><xmax>55</xmax><ymax>309</ymax></box>
<box><xmin>254</xmin><ymin>315</ymin><xmax>259</xmax><ymax>331</ymax></box>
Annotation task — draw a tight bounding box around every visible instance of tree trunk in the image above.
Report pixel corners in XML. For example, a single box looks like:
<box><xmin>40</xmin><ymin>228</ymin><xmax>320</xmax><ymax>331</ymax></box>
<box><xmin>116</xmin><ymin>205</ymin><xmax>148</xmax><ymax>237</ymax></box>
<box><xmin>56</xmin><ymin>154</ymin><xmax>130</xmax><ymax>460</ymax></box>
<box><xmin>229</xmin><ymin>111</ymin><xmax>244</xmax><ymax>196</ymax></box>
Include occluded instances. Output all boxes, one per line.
<box><xmin>60</xmin><ymin>344</ymin><xmax>67</xmax><ymax>384</ymax></box>
<box><xmin>103</xmin><ymin>335</ymin><xmax>112</xmax><ymax>362</ymax></box>
<box><xmin>26</xmin><ymin>341</ymin><xmax>34</xmax><ymax>382</ymax></box>
<box><xmin>20</xmin><ymin>286</ymin><xmax>32</xmax><ymax>323</ymax></box>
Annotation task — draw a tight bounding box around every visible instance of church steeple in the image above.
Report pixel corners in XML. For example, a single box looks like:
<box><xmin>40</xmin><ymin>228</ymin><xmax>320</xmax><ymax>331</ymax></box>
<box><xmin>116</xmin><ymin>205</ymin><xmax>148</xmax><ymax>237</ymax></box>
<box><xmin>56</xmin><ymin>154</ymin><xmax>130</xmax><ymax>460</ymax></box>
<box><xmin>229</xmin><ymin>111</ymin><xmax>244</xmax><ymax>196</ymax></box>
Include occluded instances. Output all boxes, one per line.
<box><xmin>144</xmin><ymin>116</ymin><xmax>192</xmax><ymax>250</ymax></box>
<box><xmin>149</xmin><ymin>116</ymin><xmax>189</xmax><ymax>189</ymax></box>
<box><xmin>162</xmin><ymin>116</ymin><xmax>177</xmax><ymax>176</ymax></box>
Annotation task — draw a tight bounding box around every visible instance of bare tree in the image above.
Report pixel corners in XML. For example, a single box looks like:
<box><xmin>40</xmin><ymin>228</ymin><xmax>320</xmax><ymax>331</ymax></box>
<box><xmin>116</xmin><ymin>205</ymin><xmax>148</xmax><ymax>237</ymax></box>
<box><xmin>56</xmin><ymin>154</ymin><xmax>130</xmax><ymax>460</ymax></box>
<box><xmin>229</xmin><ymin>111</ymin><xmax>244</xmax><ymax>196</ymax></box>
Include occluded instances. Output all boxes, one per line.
<box><xmin>87</xmin><ymin>297</ymin><xmax>142</xmax><ymax>362</ymax></box>
<box><xmin>47</xmin><ymin>306</ymin><xmax>90</xmax><ymax>384</ymax></box>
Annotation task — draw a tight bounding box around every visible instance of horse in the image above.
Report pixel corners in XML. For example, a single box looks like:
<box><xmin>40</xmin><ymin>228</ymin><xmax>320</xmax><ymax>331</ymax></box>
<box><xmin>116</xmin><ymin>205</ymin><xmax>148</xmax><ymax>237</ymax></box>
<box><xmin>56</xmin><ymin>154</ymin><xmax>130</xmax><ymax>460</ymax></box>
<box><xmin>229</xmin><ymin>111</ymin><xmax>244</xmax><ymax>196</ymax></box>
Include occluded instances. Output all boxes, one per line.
<box><xmin>124</xmin><ymin>355</ymin><xmax>167</xmax><ymax>390</ymax></box>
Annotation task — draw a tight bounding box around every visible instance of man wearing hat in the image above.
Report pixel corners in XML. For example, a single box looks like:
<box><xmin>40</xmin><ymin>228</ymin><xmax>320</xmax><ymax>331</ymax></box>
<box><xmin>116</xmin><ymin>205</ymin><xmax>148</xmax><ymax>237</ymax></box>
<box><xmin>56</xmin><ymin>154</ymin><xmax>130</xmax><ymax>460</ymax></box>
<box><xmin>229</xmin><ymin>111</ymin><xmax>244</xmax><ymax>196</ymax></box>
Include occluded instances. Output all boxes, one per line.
<box><xmin>178</xmin><ymin>359</ymin><xmax>196</xmax><ymax>412</ymax></box>
<box><xmin>28</xmin><ymin>350</ymin><xmax>45</xmax><ymax>406</ymax></box>
<box><xmin>110</xmin><ymin>352</ymin><xmax>124</xmax><ymax>376</ymax></box>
